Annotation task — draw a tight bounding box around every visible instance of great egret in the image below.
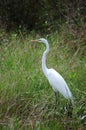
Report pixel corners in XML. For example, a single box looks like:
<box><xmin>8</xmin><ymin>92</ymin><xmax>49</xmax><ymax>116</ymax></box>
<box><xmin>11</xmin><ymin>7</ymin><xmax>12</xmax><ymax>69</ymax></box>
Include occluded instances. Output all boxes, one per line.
<box><xmin>31</xmin><ymin>38</ymin><xmax>73</xmax><ymax>102</ymax></box>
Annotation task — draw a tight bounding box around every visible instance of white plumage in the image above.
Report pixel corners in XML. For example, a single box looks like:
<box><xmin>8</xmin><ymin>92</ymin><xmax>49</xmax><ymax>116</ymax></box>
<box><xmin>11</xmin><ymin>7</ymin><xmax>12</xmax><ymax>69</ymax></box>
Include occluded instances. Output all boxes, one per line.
<box><xmin>31</xmin><ymin>38</ymin><xmax>73</xmax><ymax>101</ymax></box>
<box><xmin>46</xmin><ymin>68</ymin><xmax>72</xmax><ymax>99</ymax></box>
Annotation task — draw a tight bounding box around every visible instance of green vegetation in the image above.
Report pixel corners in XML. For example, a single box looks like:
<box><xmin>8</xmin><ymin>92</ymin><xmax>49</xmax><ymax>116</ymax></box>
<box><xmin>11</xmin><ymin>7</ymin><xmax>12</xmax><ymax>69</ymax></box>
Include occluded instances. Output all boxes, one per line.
<box><xmin>0</xmin><ymin>1</ymin><xmax>85</xmax><ymax>32</ymax></box>
<box><xmin>0</xmin><ymin>1</ymin><xmax>85</xmax><ymax>129</ymax></box>
<box><xmin>0</xmin><ymin>29</ymin><xmax>86</xmax><ymax>129</ymax></box>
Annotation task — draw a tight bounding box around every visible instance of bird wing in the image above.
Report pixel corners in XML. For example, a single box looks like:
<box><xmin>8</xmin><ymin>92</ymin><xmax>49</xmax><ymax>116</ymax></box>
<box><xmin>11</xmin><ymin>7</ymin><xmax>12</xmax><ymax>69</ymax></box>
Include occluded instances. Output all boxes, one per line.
<box><xmin>47</xmin><ymin>68</ymin><xmax>73</xmax><ymax>99</ymax></box>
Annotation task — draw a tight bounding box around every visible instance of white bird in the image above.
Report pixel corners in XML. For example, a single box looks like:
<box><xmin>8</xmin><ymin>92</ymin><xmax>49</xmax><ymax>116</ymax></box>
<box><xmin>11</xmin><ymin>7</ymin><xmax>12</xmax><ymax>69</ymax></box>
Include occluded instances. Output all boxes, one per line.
<box><xmin>31</xmin><ymin>38</ymin><xmax>73</xmax><ymax>102</ymax></box>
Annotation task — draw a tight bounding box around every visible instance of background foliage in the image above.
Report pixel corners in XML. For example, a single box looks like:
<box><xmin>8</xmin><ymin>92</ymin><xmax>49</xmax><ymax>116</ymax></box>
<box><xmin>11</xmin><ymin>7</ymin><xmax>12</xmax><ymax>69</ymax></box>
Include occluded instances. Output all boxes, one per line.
<box><xmin>0</xmin><ymin>0</ymin><xmax>85</xmax><ymax>31</ymax></box>
<box><xmin>0</xmin><ymin>0</ymin><xmax>85</xmax><ymax>55</ymax></box>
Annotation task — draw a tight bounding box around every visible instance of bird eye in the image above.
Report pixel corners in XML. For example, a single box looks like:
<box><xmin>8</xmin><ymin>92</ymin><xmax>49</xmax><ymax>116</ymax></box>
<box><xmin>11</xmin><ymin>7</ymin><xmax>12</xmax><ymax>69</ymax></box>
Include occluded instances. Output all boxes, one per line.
<box><xmin>38</xmin><ymin>39</ymin><xmax>42</xmax><ymax>43</ymax></box>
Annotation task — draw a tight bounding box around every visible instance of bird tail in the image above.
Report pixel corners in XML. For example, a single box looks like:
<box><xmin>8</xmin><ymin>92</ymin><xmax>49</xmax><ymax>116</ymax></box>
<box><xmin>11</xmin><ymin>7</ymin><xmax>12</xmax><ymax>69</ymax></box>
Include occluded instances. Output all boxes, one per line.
<box><xmin>68</xmin><ymin>91</ymin><xmax>74</xmax><ymax>106</ymax></box>
<box><xmin>65</xmin><ymin>84</ymin><xmax>74</xmax><ymax>104</ymax></box>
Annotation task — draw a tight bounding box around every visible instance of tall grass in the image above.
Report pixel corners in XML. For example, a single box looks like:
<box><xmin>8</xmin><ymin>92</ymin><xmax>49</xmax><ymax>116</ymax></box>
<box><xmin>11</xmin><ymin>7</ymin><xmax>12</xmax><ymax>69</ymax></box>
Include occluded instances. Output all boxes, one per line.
<box><xmin>0</xmin><ymin>30</ymin><xmax>86</xmax><ymax>129</ymax></box>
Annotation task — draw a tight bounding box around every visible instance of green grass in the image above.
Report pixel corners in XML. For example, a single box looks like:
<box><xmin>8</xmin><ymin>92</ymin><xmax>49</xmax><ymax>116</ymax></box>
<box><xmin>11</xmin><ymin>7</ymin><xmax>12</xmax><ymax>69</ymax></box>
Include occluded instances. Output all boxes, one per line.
<box><xmin>0</xmin><ymin>30</ymin><xmax>86</xmax><ymax>129</ymax></box>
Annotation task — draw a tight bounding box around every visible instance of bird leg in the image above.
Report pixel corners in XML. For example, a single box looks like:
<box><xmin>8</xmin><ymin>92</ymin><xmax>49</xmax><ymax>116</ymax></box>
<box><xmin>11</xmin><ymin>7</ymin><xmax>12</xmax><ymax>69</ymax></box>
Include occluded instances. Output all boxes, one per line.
<box><xmin>54</xmin><ymin>92</ymin><xmax>59</xmax><ymax>105</ymax></box>
<box><xmin>54</xmin><ymin>92</ymin><xmax>57</xmax><ymax>103</ymax></box>
<box><xmin>66</xmin><ymin>100</ymin><xmax>73</xmax><ymax>118</ymax></box>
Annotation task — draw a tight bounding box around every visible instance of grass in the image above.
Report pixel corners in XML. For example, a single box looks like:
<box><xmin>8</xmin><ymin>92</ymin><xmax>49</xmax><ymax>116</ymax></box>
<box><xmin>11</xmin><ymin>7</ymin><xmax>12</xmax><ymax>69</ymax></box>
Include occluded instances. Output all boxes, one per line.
<box><xmin>0</xmin><ymin>30</ymin><xmax>86</xmax><ymax>130</ymax></box>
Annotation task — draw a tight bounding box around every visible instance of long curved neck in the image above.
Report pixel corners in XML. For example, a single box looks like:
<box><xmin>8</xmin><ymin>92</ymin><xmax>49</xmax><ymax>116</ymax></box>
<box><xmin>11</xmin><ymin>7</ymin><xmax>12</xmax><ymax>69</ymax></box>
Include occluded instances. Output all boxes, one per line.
<box><xmin>42</xmin><ymin>42</ymin><xmax>49</xmax><ymax>76</ymax></box>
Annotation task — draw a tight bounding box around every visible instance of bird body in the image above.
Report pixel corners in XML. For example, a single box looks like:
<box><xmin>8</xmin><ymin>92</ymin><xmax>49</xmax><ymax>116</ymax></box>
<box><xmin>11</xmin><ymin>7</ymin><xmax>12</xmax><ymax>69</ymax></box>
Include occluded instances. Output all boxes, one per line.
<box><xmin>45</xmin><ymin>68</ymin><xmax>72</xmax><ymax>99</ymax></box>
<box><xmin>31</xmin><ymin>38</ymin><xmax>73</xmax><ymax>101</ymax></box>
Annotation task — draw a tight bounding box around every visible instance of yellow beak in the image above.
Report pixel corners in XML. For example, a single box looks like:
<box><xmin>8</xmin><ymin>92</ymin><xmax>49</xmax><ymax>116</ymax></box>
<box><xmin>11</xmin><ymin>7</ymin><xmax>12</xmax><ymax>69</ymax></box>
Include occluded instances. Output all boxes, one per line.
<box><xmin>31</xmin><ymin>39</ymin><xmax>38</xmax><ymax>42</ymax></box>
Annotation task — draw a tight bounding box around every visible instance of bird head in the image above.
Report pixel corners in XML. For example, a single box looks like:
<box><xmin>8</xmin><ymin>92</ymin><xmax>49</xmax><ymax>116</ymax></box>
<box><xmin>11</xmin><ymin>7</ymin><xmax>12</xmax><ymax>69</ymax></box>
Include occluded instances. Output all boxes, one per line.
<box><xmin>31</xmin><ymin>38</ymin><xmax>48</xmax><ymax>44</ymax></box>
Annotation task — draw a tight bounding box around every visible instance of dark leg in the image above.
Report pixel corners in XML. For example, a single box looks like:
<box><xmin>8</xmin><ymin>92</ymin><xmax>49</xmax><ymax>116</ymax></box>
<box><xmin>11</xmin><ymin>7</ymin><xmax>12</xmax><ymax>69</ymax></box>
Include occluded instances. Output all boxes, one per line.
<box><xmin>54</xmin><ymin>92</ymin><xmax>57</xmax><ymax>103</ymax></box>
<box><xmin>54</xmin><ymin>91</ymin><xmax>59</xmax><ymax>105</ymax></box>
<box><xmin>66</xmin><ymin>100</ymin><xmax>73</xmax><ymax>118</ymax></box>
